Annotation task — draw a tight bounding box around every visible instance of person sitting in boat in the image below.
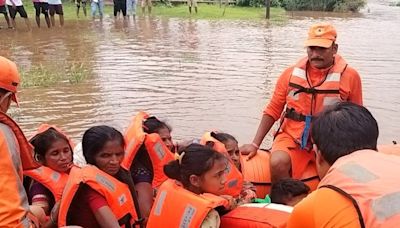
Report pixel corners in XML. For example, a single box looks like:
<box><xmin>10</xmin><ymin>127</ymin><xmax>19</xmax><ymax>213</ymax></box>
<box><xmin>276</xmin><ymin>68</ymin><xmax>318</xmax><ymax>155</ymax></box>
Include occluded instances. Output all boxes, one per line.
<box><xmin>240</xmin><ymin>22</ymin><xmax>363</xmax><ymax>184</ymax></box>
<box><xmin>286</xmin><ymin>102</ymin><xmax>400</xmax><ymax>227</ymax></box>
<box><xmin>143</xmin><ymin>114</ymin><xmax>200</xmax><ymax>153</ymax></box>
<box><xmin>209</xmin><ymin>132</ymin><xmax>241</xmax><ymax>170</ymax></box>
<box><xmin>208</xmin><ymin>132</ymin><xmax>257</xmax><ymax>204</ymax></box>
<box><xmin>58</xmin><ymin>125</ymin><xmax>144</xmax><ymax>227</ymax></box>
<box><xmin>147</xmin><ymin>143</ymin><xmax>237</xmax><ymax>228</ymax></box>
<box><xmin>122</xmin><ymin>111</ymin><xmax>176</xmax><ymax>221</ymax></box>
<box><xmin>269</xmin><ymin>178</ymin><xmax>310</xmax><ymax>206</ymax></box>
<box><xmin>25</xmin><ymin>124</ymin><xmax>74</xmax><ymax>227</ymax></box>
<box><xmin>143</xmin><ymin>116</ymin><xmax>175</xmax><ymax>152</ymax></box>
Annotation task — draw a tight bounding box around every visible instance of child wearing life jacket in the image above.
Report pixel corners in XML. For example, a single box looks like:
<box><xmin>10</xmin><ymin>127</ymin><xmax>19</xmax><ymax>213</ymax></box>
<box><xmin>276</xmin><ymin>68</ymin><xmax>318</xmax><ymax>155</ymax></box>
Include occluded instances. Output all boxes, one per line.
<box><xmin>26</xmin><ymin>126</ymin><xmax>73</xmax><ymax>227</ymax></box>
<box><xmin>147</xmin><ymin>143</ymin><xmax>237</xmax><ymax>228</ymax></box>
<box><xmin>208</xmin><ymin>132</ymin><xmax>257</xmax><ymax>204</ymax></box>
<box><xmin>65</xmin><ymin>125</ymin><xmax>143</xmax><ymax>227</ymax></box>
<box><xmin>143</xmin><ymin>116</ymin><xmax>174</xmax><ymax>152</ymax></box>
<box><xmin>125</xmin><ymin>115</ymin><xmax>175</xmax><ymax>220</ymax></box>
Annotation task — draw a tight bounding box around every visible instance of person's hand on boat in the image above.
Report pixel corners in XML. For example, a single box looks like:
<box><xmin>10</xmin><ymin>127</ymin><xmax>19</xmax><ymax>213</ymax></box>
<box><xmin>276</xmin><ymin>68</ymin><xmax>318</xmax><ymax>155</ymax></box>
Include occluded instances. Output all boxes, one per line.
<box><xmin>239</xmin><ymin>144</ymin><xmax>258</xmax><ymax>160</ymax></box>
<box><xmin>220</xmin><ymin>195</ymin><xmax>238</xmax><ymax>210</ymax></box>
<box><xmin>238</xmin><ymin>188</ymin><xmax>257</xmax><ymax>204</ymax></box>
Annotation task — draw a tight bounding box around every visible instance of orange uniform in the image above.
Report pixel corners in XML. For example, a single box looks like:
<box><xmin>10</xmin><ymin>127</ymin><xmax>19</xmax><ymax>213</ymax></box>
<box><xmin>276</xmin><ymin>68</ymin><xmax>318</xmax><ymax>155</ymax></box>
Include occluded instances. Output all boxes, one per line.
<box><xmin>286</xmin><ymin>187</ymin><xmax>360</xmax><ymax>228</ymax></box>
<box><xmin>0</xmin><ymin>112</ymin><xmax>40</xmax><ymax>227</ymax></box>
<box><xmin>263</xmin><ymin>55</ymin><xmax>362</xmax><ymax>178</ymax></box>
<box><xmin>0</xmin><ymin>55</ymin><xmax>40</xmax><ymax>227</ymax></box>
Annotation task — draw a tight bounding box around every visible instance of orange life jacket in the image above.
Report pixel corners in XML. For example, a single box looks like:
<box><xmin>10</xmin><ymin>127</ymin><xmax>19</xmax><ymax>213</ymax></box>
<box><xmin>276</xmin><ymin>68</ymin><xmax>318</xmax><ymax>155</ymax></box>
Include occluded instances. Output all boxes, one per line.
<box><xmin>24</xmin><ymin>166</ymin><xmax>69</xmax><ymax>202</ymax></box>
<box><xmin>199</xmin><ymin>132</ymin><xmax>244</xmax><ymax>197</ymax></box>
<box><xmin>122</xmin><ymin>111</ymin><xmax>174</xmax><ymax>188</ymax></box>
<box><xmin>280</xmin><ymin>55</ymin><xmax>348</xmax><ymax>148</ymax></box>
<box><xmin>29</xmin><ymin>124</ymin><xmax>75</xmax><ymax>150</ymax></box>
<box><xmin>58</xmin><ymin>166</ymin><xmax>139</xmax><ymax>227</ymax></box>
<box><xmin>0</xmin><ymin>112</ymin><xmax>38</xmax><ymax>170</ymax></box>
<box><xmin>0</xmin><ymin>112</ymin><xmax>39</xmax><ymax>227</ymax></box>
<box><xmin>147</xmin><ymin>179</ymin><xmax>229</xmax><ymax>228</ymax></box>
<box><xmin>220</xmin><ymin>203</ymin><xmax>292</xmax><ymax>228</ymax></box>
<box><xmin>24</xmin><ymin>124</ymin><xmax>74</xmax><ymax>202</ymax></box>
<box><xmin>319</xmin><ymin>150</ymin><xmax>400</xmax><ymax>227</ymax></box>
<box><xmin>239</xmin><ymin>150</ymin><xmax>319</xmax><ymax>198</ymax></box>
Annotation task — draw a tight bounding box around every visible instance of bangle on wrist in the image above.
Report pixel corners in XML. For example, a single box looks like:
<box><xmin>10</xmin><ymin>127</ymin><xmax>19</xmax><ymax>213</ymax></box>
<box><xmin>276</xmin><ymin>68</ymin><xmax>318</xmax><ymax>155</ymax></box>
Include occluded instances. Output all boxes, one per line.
<box><xmin>251</xmin><ymin>142</ymin><xmax>259</xmax><ymax>149</ymax></box>
<box><xmin>50</xmin><ymin>212</ymin><xmax>56</xmax><ymax>225</ymax></box>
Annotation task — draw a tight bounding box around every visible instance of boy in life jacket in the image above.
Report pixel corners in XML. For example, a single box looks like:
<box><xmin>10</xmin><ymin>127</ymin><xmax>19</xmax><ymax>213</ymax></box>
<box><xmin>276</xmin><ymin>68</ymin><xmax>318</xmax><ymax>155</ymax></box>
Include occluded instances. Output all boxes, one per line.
<box><xmin>287</xmin><ymin>102</ymin><xmax>400</xmax><ymax>227</ymax></box>
<box><xmin>60</xmin><ymin>125</ymin><xmax>143</xmax><ymax>227</ymax></box>
<box><xmin>240</xmin><ymin>22</ymin><xmax>363</xmax><ymax>183</ymax></box>
<box><xmin>0</xmin><ymin>56</ymin><xmax>40</xmax><ymax>227</ymax></box>
<box><xmin>26</xmin><ymin>125</ymin><xmax>74</xmax><ymax>227</ymax></box>
<box><xmin>147</xmin><ymin>144</ymin><xmax>237</xmax><ymax>228</ymax></box>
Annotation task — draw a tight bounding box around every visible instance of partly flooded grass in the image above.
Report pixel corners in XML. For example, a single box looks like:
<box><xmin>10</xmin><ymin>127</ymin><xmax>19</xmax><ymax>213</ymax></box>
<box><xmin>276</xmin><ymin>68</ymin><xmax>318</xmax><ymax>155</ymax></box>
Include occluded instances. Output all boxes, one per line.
<box><xmin>154</xmin><ymin>4</ymin><xmax>286</xmax><ymax>21</ymax></box>
<box><xmin>20</xmin><ymin>62</ymin><xmax>91</xmax><ymax>88</ymax></box>
<box><xmin>21</xmin><ymin>1</ymin><xmax>286</xmax><ymax>21</ymax></box>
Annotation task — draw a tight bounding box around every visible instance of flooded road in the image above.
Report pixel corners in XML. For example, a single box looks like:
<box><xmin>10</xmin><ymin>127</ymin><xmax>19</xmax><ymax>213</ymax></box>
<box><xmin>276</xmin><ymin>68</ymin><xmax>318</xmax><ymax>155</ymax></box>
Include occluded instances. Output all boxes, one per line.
<box><xmin>1</xmin><ymin>0</ymin><xmax>399</xmax><ymax>146</ymax></box>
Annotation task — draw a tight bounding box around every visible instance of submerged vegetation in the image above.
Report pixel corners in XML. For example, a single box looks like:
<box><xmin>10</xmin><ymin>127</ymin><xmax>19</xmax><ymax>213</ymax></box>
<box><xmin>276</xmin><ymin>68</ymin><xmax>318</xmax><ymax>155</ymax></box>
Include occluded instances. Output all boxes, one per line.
<box><xmin>20</xmin><ymin>62</ymin><xmax>91</xmax><ymax>87</ymax></box>
<box><xmin>155</xmin><ymin>4</ymin><xmax>286</xmax><ymax>20</ymax></box>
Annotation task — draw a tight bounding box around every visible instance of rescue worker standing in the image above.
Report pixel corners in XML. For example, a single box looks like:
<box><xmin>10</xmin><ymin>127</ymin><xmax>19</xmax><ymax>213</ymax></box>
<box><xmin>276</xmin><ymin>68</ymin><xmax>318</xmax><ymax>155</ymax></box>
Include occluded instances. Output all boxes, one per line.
<box><xmin>240</xmin><ymin>22</ymin><xmax>363</xmax><ymax>182</ymax></box>
<box><xmin>287</xmin><ymin>102</ymin><xmax>400</xmax><ymax>227</ymax></box>
<box><xmin>0</xmin><ymin>56</ymin><xmax>39</xmax><ymax>227</ymax></box>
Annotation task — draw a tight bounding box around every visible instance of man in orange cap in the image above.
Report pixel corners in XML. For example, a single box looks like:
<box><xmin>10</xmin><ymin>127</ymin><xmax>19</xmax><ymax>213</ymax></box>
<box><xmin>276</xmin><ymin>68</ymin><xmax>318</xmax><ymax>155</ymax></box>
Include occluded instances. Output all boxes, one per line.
<box><xmin>240</xmin><ymin>22</ymin><xmax>363</xmax><ymax>183</ymax></box>
<box><xmin>0</xmin><ymin>56</ymin><xmax>40</xmax><ymax>227</ymax></box>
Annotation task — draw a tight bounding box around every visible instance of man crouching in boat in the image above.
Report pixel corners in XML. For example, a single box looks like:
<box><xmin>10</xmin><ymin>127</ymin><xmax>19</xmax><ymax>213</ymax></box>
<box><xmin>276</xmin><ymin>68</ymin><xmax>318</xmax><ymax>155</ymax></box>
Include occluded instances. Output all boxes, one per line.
<box><xmin>287</xmin><ymin>102</ymin><xmax>400</xmax><ymax>227</ymax></box>
<box><xmin>240</xmin><ymin>22</ymin><xmax>363</xmax><ymax>183</ymax></box>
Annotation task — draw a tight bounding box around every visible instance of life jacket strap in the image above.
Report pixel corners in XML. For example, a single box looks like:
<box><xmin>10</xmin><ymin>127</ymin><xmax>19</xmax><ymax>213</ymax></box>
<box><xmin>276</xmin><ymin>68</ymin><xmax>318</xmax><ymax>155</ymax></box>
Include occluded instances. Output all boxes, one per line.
<box><xmin>118</xmin><ymin>214</ymin><xmax>132</xmax><ymax>227</ymax></box>
<box><xmin>284</xmin><ymin>108</ymin><xmax>313</xmax><ymax>122</ymax></box>
<box><xmin>289</xmin><ymin>82</ymin><xmax>340</xmax><ymax>96</ymax></box>
<box><xmin>320</xmin><ymin>185</ymin><xmax>366</xmax><ymax>228</ymax></box>
<box><xmin>301</xmin><ymin>115</ymin><xmax>312</xmax><ymax>149</ymax></box>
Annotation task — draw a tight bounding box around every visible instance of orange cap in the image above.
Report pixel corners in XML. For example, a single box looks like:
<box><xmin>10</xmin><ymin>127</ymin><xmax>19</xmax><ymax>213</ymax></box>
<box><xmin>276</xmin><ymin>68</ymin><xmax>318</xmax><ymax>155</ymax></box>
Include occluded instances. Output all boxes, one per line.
<box><xmin>304</xmin><ymin>22</ymin><xmax>337</xmax><ymax>48</ymax></box>
<box><xmin>0</xmin><ymin>56</ymin><xmax>20</xmax><ymax>105</ymax></box>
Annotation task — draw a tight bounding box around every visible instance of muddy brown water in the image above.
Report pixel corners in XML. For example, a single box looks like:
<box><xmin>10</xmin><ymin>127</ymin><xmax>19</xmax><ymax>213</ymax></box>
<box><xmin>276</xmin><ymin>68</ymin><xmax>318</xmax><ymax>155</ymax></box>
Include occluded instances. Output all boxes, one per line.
<box><xmin>0</xmin><ymin>0</ymin><xmax>399</xmax><ymax>147</ymax></box>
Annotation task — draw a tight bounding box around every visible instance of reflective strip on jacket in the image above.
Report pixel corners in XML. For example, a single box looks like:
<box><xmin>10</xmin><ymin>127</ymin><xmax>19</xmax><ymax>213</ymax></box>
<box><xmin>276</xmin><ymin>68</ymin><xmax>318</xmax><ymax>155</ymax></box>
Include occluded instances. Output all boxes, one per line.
<box><xmin>0</xmin><ymin>112</ymin><xmax>39</xmax><ymax>227</ymax></box>
<box><xmin>319</xmin><ymin>150</ymin><xmax>400</xmax><ymax>227</ymax></box>
<box><xmin>147</xmin><ymin>179</ymin><xmax>229</xmax><ymax>228</ymax></box>
<box><xmin>122</xmin><ymin>111</ymin><xmax>174</xmax><ymax>188</ymax></box>
<box><xmin>58</xmin><ymin>165</ymin><xmax>138</xmax><ymax>227</ymax></box>
<box><xmin>24</xmin><ymin>166</ymin><xmax>69</xmax><ymax>202</ymax></box>
<box><xmin>280</xmin><ymin>55</ymin><xmax>348</xmax><ymax>143</ymax></box>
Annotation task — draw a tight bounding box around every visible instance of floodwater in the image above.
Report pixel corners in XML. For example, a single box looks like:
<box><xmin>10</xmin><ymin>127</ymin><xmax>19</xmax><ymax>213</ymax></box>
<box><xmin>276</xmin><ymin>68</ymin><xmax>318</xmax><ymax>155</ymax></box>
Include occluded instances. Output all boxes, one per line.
<box><xmin>1</xmin><ymin>0</ymin><xmax>399</xmax><ymax>146</ymax></box>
